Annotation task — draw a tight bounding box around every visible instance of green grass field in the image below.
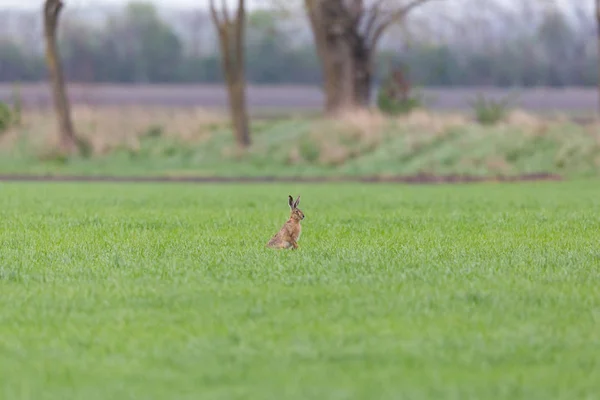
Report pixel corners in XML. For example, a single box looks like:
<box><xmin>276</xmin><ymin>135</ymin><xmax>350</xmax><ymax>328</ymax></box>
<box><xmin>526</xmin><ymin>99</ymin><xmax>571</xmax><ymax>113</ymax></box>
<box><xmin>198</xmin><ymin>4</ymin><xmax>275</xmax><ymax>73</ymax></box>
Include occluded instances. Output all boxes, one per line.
<box><xmin>1</xmin><ymin>180</ymin><xmax>599</xmax><ymax>399</ymax></box>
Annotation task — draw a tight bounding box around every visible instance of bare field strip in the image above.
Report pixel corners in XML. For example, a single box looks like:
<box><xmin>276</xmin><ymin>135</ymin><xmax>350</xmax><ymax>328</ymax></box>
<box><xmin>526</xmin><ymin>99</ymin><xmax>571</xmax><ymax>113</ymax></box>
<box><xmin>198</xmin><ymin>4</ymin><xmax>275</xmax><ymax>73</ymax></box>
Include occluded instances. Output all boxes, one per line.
<box><xmin>0</xmin><ymin>84</ymin><xmax>597</xmax><ymax>115</ymax></box>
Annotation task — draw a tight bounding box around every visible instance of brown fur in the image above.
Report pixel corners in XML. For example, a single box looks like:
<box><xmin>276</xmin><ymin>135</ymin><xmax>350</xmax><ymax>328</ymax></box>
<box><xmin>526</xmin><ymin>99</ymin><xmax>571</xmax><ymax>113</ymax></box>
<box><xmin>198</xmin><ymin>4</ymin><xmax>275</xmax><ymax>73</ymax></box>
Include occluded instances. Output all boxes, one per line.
<box><xmin>266</xmin><ymin>195</ymin><xmax>305</xmax><ymax>250</ymax></box>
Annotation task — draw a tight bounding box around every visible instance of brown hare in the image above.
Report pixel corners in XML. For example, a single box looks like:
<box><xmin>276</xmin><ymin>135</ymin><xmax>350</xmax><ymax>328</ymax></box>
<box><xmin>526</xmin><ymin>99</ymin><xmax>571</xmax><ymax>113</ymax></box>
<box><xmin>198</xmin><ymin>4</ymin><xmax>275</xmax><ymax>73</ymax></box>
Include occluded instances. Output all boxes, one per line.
<box><xmin>266</xmin><ymin>195</ymin><xmax>305</xmax><ymax>250</ymax></box>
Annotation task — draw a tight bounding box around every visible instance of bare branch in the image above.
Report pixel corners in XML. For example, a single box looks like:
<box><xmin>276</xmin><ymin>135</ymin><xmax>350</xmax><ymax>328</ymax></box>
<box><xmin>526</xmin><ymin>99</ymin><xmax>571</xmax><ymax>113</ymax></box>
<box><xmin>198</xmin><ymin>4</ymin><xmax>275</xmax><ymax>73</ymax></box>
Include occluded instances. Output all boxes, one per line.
<box><xmin>369</xmin><ymin>0</ymin><xmax>438</xmax><ymax>47</ymax></box>
<box><xmin>209</xmin><ymin>0</ymin><xmax>221</xmax><ymax>25</ymax></box>
<box><xmin>347</xmin><ymin>0</ymin><xmax>364</xmax><ymax>24</ymax></box>
<box><xmin>363</xmin><ymin>0</ymin><xmax>386</xmax><ymax>40</ymax></box>
<box><xmin>220</xmin><ymin>0</ymin><xmax>231</xmax><ymax>25</ymax></box>
<box><xmin>209</xmin><ymin>0</ymin><xmax>230</xmax><ymax>74</ymax></box>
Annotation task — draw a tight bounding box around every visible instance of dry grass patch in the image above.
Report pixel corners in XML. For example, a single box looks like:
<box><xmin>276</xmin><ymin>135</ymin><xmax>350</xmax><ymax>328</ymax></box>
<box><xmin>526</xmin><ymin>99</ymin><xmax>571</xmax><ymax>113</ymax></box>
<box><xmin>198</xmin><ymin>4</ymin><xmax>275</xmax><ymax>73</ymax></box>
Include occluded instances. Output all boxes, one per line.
<box><xmin>392</xmin><ymin>110</ymin><xmax>469</xmax><ymax>154</ymax></box>
<box><xmin>5</xmin><ymin>106</ymin><xmax>228</xmax><ymax>156</ymax></box>
<box><xmin>485</xmin><ymin>155</ymin><xmax>512</xmax><ymax>174</ymax></box>
<box><xmin>75</xmin><ymin>106</ymin><xmax>227</xmax><ymax>154</ymax></box>
<box><xmin>396</xmin><ymin>109</ymin><xmax>469</xmax><ymax>135</ymax></box>
<box><xmin>2</xmin><ymin>105</ymin><xmax>599</xmax><ymax>179</ymax></box>
<box><xmin>305</xmin><ymin>109</ymin><xmax>386</xmax><ymax>166</ymax></box>
<box><xmin>502</xmin><ymin>110</ymin><xmax>550</xmax><ymax>137</ymax></box>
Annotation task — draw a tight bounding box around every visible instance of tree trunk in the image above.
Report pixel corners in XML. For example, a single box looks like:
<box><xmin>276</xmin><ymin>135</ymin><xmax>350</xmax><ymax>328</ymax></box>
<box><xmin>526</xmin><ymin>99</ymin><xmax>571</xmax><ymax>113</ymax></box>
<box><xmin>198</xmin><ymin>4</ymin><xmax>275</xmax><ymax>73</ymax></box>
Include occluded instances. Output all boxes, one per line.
<box><xmin>221</xmin><ymin>55</ymin><xmax>250</xmax><ymax>149</ymax></box>
<box><xmin>596</xmin><ymin>0</ymin><xmax>600</xmax><ymax>116</ymax></box>
<box><xmin>325</xmin><ymin>35</ymin><xmax>354</xmax><ymax>113</ymax></box>
<box><xmin>306</xmin><ymin>0</ymin><xmax>339</xmax><ymax>113</ymax></box>
<box><xmin>227</xmin><ymin>75</ymin><xmax>250</xmax><ymax>148</ymax></box>
<box><xmin>305</xmin><ymin>0</ymin><xmax>434</xmax><ymax>115</ymax></box>
<box><xmin>43</xmin><ymin>0</ymin><xmax>79</xmax><ymax>154</ymax></box>
<box><xmin>305</xmin><ymin>0</ymin><xmax>355</xmax><ymax>115</ymax></box>
<box><xmin>351</xmin><ymin>38</ymin><xmax>372</xmax><ymax>107</ymax></box>
<box><xmin>353</xmin><ymin>60</ymin><xmax>372</xmax><ymax>107</ymax></box>
<box><xmin>210</xmin><ymin>0</ymin><xmax>251</xmax><ymax>149</ymax></box>
<box><xmin>320</xmin><ymin>47</ymin><xmax>349</xmax><ymax>113</ymax></box>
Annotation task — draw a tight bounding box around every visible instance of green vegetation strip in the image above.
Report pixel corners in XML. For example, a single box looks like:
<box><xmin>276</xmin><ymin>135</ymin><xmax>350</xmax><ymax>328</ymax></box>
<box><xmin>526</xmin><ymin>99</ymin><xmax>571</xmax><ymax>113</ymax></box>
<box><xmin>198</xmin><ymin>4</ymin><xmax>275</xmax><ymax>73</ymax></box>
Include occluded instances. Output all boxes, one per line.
<box><xmin>0</xmin><ymin>181</ymin><xmax>599</xmax><ymax>399</ymax></box>
<box><xmin>0</xmin><ymin>172</ymin><xmax>562</xmax><ymax>183</ymax></box>
<box><xmin>2</xmin><ymin>112</ymin><xmax>599</xmax><ymax>179</ymax></box>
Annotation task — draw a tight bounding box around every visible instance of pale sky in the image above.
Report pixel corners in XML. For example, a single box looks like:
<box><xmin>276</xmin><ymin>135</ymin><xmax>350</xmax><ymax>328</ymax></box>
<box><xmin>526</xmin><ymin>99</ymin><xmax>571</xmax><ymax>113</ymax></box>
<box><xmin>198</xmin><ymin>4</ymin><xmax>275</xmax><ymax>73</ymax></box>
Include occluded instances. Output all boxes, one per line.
<box><xmin>0</xmin><ymin>0</ymin><xmax>263</xmax><ymax>9</ymax></box>
<box><xmin>0</xmin><ymin>0</ymin><xmax>587</xmax><ymax>22</ymax></box>
<box><xmin>0</xmin><ymin>0</ymin><xmax>578</xmax><ymax>10</ymax></box>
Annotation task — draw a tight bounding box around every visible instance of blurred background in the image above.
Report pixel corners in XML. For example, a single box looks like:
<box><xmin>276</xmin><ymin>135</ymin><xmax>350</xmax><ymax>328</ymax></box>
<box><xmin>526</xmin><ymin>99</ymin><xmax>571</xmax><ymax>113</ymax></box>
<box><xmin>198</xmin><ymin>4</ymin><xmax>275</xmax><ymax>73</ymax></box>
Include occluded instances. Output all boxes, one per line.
<box><xmin>0</xmin><ymin>0</ymin><xmax>597</xmax><ymax>179</ymax></box>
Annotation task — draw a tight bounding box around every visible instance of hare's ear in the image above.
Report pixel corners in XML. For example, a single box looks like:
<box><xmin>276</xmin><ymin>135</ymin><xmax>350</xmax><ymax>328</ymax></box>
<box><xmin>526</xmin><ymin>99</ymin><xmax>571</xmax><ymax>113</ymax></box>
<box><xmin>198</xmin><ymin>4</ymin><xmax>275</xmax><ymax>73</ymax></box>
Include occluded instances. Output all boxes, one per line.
<box><xmin>293</xmin><ymin>195</ymin><xmax>300</xmax><ymax>209</ymax></box>
<box><xmin>288</xmin><ymin>195</ymin><xmax>294</xmax><ymax>209</ymax></box>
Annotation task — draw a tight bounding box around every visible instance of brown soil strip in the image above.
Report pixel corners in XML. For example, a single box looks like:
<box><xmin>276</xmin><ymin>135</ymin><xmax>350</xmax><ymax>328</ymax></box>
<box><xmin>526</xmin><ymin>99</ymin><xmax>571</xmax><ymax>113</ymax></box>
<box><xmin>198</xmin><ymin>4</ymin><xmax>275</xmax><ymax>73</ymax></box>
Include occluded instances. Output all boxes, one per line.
<box><xmin>0</xmin><ymin>173</ymin><xmax>562</xmax><ymax>184</ymax></box>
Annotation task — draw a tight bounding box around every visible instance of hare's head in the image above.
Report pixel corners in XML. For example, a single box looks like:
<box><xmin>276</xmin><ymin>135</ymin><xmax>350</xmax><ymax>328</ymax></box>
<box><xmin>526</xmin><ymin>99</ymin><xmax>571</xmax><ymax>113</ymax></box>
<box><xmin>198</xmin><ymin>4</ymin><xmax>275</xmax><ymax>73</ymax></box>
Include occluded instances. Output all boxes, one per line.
<box><xmin>288</xmin><ymin>195</ymin><xmax>305</xmax><ymax>221</ymax></box>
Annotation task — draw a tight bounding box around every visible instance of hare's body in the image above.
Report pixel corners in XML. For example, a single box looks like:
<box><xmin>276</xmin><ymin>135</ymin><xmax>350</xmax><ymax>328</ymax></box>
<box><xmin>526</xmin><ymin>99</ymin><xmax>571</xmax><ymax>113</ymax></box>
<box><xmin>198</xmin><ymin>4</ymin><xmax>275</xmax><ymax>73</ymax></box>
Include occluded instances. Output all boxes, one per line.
<box><xmin>267</xmin><ymin>195</ymin><xmax>305</xmax><ymax>250</ymax></box>
<box><xmin>267</xmin><ymin>218</ymin><xmax>302</xmax><ymax>249</ymax></box>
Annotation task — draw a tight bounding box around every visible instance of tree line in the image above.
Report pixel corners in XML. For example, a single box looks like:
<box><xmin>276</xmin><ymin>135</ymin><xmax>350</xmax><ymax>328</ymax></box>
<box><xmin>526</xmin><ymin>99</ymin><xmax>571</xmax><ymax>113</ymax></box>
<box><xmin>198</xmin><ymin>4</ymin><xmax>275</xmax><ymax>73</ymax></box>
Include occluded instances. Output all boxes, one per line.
<box><xmin>10</xmin><ymin>0</ymin><xmax>600</xmax><ymax>155</ymax></box>
<box><xmin>0</xmin><ymin>1</ymin><xmax>596</xmax><ymax>88</ymax></box>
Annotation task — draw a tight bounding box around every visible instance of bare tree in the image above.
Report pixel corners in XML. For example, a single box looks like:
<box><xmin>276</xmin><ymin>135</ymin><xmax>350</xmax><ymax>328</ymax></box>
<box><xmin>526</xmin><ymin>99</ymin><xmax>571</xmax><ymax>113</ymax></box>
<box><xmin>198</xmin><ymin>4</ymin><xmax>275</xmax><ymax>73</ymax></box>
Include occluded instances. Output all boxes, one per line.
<box><xmin>44</xmin><ymin>0</ymin><xmax>82</xmax><ymax>154</ymax></box>
<box><xmin>596</xmin><ymin>0</ymin><xmax>600</xmax><ymax>115</ymax></box>
<box><xmin>209</xmin><ymin>0</ymin><xmax>251</xmax><ymax>148</ymax></box>
<box><xmin>305</xmin><ymin>0</ymin><xmax>437</xmax><ymax>114</ymax></box>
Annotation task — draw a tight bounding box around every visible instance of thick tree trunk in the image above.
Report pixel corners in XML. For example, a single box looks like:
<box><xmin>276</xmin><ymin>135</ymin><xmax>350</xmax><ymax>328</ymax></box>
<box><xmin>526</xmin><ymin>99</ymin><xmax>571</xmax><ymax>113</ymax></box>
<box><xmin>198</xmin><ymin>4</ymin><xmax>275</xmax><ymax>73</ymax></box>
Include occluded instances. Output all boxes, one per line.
<box><xmin>351</xmin><ymin>40</ymin><xmax>373</xmax><ymax>107</ymax></box>
<box><xmin>353</xmin><ymin>62</ymin><xmax>372</xmax><ymax>107</ymax></box>
<box><xmin>321</xmin><ymin>57</ymin><xmax>341</xmax><ymax>113</ymax></box>
<box><xmin>306</xmin><ymin>0</ymin><xmax>434</xmax><ymax>115</ymax></box>
<box><xmin>43</xmin><ymin>0</ymin><xmax>79</xmax><ymax>154</ymax></box>
<box><xmin>306</xmin><ymin>0</ymin><xmax>356</xmax><ymax>115</ymax></box>
<box><xmin>321</xmin><ymin>48</ymin><xmax>350</xmax><ymax>113</ymax></box>
<box><xmin>320</xmin><ymin>42</ymin><xmax>371</xmax><ymax>114</ymax></box>
<box><xmin>326</xmin><ymin>38</ymin><xmax>354</xmax><ymax>113</ymax></box>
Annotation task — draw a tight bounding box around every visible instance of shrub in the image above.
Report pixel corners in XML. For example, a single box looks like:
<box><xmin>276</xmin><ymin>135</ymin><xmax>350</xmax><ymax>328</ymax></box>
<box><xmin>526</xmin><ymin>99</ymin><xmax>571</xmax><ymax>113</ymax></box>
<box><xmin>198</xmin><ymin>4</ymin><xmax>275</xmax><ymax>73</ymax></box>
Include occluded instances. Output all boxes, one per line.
<box><xmin>0</xmin><ymin>102</ymin><xmax>13</xmax><ymax>134</ymax></box>
<box><xmin>11</xmin><ymin>84</ymin><xmax>22</xmax><ymax>126</ymax></box>
<box><xmin>299</xmin><ymin>137</ymin><xmax>320</xmax><ymax>162</ymax></box>
<box><xmin>376</xmin><ymin>88</ymin><xmax>423</xmax><ymax>115</ymax></box>
<box><xmin>142</xmin><ymin>124</ymin><xmax>164</xmax><ymax>138</ymax></box>
<box><xmin>470</xmin><ymin>93</ymin><xmax>514</xmax><ymax>125</ymax></box>
<box><xmin>376</xmin><ymin>67</ymin><xmax>423</xmax><ymax>115</ymax></box>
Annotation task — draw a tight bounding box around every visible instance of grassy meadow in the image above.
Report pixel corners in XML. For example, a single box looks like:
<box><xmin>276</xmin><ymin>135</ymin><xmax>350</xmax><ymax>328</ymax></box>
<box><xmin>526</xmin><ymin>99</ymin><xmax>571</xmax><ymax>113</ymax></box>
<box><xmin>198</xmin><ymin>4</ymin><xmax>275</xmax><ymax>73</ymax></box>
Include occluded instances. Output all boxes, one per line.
<box><xmin>0</xmin><ymin>106</ymin><xmax>599</xmax><ymax>178</ymax></box>
<box><xmin>1</xmin><ymin>181</ymin><xmax>599</xmax><ymax>399</ymax></box>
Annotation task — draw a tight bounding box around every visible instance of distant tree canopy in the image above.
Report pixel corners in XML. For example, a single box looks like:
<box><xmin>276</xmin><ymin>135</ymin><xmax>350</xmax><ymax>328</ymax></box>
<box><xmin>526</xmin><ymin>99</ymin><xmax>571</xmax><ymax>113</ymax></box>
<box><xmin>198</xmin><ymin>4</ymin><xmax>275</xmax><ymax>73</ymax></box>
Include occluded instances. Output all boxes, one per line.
<box><xmin>0</xmin><ymin>1</ymin><xmax>596</xmax><ymax>87</ymax></box>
